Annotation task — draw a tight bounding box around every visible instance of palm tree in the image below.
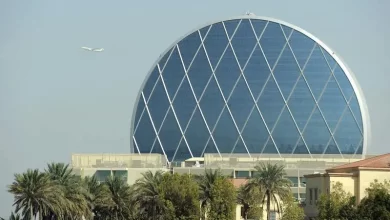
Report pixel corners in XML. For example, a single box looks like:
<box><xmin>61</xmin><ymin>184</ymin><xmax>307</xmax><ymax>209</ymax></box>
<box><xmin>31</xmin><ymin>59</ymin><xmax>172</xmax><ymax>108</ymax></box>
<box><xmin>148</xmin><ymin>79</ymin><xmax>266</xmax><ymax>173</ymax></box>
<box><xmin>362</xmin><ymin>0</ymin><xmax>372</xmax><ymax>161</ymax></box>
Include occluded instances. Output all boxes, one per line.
<box><xmin>8</xmin><ymin>169</ymin><xmax>64</xmax><ymax>219</ymax></box>
<box><xmin>237</xmin><ymin>183</ymin><xmax>263</xmax><ymax>220</ymax></box>
<box><xmin>248</xmin><ymin>163</ymin><xmax>292</xmax><ymax>220</ymax></box>
<box><xmin>45</xmin><ymin>163</ymin><xmax>92</xmax><ymax>219</ymax></box>
<box><xmin>195</xmin><ymin>169</ymin><xmax>223</xmax><ymax>220</ymax></box>
<box><xmin>132</xmin><ymin>170</ymin><xmax>166</xmax><ymax>220</ymax></box>
<box><xmin>0</xmin><ymin>212</ymin><xmax>21</xmax><ymax>220</ymax></box>
<box><xmin>104</xmin><ymin>175</ymin><xmax>134</xmax><ymax>220</ymax></box>
<box><xmin>83</xmin><ymin>176</ymin><xmax>112</xmax><ymax>219</ymax></box>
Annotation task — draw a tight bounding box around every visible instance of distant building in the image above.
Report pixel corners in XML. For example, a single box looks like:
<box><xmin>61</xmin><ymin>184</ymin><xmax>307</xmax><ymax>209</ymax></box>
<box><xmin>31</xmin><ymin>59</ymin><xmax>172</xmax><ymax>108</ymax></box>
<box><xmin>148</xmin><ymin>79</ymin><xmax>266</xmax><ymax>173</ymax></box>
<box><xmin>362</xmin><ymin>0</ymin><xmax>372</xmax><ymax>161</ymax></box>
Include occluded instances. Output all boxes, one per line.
<box><xmin>130</xmin><ymin>15</ymin><xmax>370</xmax><ymax>163</ymax></box>
<box><xmin>304</xmin><ymin>153</ymin><xmax>390</xmax><ymax>219</ymax></box>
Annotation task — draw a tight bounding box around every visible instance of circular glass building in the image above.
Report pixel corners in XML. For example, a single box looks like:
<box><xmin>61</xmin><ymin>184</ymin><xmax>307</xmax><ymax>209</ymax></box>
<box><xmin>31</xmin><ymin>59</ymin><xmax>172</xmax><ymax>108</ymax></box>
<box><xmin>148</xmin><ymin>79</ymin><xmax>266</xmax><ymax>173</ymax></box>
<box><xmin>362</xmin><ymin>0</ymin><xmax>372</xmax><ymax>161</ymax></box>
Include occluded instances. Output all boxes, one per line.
<box><xmin>130</xmin><ymin>16</ymin><xmax>370</xmax><ymax>162</ymax></box>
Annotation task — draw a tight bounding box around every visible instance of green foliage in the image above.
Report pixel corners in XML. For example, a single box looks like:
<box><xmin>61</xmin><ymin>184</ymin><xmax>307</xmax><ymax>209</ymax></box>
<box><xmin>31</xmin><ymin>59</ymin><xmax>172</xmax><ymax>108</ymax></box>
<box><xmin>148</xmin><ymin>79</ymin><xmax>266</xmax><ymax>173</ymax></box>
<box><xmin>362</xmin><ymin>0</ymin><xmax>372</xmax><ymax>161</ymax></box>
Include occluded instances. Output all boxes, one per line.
<box><xmin>281</xmin><ymin>194</ymin><xmax>304</xmax><ymax>220</ymax></box>
<box><xmin>357</xmin><ymin>179</ymin><xmax>390</xmax><ymax>220</ymax></box>
<box><xmin>237</xmin><ymin>184</ymin><xmax>263</xmax><ymax>220</ymax></box>
<box><xmin>317</xmin><ymin>181</ymin><xmax>354</xmax><ymax>220</ymax></box>
<box><xmin>208</xmin><ymin>176</ymin><xmax>237</xmax><ymax>220</ymax></box>
<box><xmin>248</xmin><ymin>162</ymin><xmax>291</xmax><ymax>220</ymax></box>
<box><xmin>159</xmin><ymin>173</ymin><xmax>200</xmax><ymax>220</ymax></box>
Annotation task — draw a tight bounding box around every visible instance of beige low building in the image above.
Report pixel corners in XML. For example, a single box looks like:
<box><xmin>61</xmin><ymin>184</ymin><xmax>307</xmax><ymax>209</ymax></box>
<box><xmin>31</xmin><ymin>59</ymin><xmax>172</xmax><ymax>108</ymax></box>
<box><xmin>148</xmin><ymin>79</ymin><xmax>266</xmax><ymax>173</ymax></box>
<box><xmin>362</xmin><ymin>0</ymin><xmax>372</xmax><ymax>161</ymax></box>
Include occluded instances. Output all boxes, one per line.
<box><xmin>71</xmin><ymin>153</ymin><xmax>377</xmax><ymax>220</ymax></box>
<box><xmin>304</xmin><ymin>153</ymin><xmax>390</xmax><ymax>219</ymax></box>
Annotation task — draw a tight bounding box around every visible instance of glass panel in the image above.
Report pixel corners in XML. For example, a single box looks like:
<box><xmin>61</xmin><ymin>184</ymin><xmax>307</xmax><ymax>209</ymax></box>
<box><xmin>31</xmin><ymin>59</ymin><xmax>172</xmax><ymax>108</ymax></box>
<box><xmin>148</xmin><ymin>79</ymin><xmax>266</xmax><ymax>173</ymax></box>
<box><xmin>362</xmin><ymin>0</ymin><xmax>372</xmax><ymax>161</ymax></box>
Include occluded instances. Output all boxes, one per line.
<box><xmin>178</xmin><ymin>31</ymin><xmax>202</xmax><ymax>70</ymax></box>
<box><xmin>320</xmin><ymin>47</ymin><xmax>336</xmax><ymax>70</ymax></box>
<box><xmin>287</xmin><ymin>177</ymin><xmax>298</xmax><ymax>187</ymax></box>
<box><xmin>223</xmin><ymin>19</ymin><xmax>241</xmax><ymax>39</ymax></box>
<box><xmin>133</xmin><ymin>98</ymin><xmax>145</xmax><ymax>129</ymax></box>
<box><xmin>303</xmin><ymin>107</ymin><xmax>331</xmax><ymax>154</ymax></box>
<box><xmin>203</xmin><ymin>22</ymin><xmax>229</xmax><ymax>69</ymax></box>
<box><xmin>243</xmin><ymin>45</ymin><xmax>270</xmax><ymax>98</ymax></box>
<box><xmin>187</xmin><ymin>46</ymin><xmax>213</xmax><ymax>99</ymax></box>
<box><xmin>334</xmin><ymin>108</ymin><xmax>362</xmax><ymax>154</ymax></box>
<box><xmin>288</xmin><ymin>76</ymin><xmax>315</xmax><ymax>132</ymax></box>
<box><xmin>134</xmin><ymin>111</ymin><xmax>156</xmax><ymax>154</ymax></box>
<box><xmin>213</xmin><ymin>108</ymin><xmax>239</xmax><ymax>154</ymax></box>
<box><xmin>172</xmin><ymin>78</ymin><xmax>197</xmax><ymax>129</ymax></box>
<box><xmin>161</xmin><ymin>47</ymin><xmax>185</xmax><ymax>99</ymax></box>
<box><xmin>257</xmin><ymin>77</ymin><xmax>285</xmax><ymax>130</ymax></box>
<box><xmin>300</xmin><ymin>193</ymin><xmax>306</xmax><ymax>199</ymax></box>
<box><xmin>158</xmin><ymin>108</ymin><xmax>182</xmax><ymax>161</ymax></box>
<box><xmin>199</xmin><ymin>77</ymin><xmax>225</xmax><ymax>129</ymax></box>
<box><xmin>147</xmin><ymin>78</ymin><xmax>170</xmax><ymax>130</ymax></box>
<box><xmin>198</xmin><ymin>25</ymin><xmax>210</xmax><ymax>40</ymax></box>
<box><xmin>280</xmin><ymin>24</ymin><xmax>293</xmax><ymax>38</ymax></box>
<box><xmin>333</xmin><ymin>64</ymin><xmax>354</xmax><ymax>102</ymax></box>
<box><xmin>185</xmin><ymin>107</ymin><xmax>210</xmax><ymax>157</ymax></box>
<box><xmin>172</xmin><ymin>139</ymin><xmax>192</xmax><ymax>162</ymax></box>
<box><xmin>150</xmin><ymin>139</ymin><xmax>164</xmax><ymax>156</ymax></box>
<box><xmin>303</xmin><ymin>45</ymin><xmax>331</xmax><ymax>100</ymax></box>
<box><xmin>288</xmin><ymin>31</ymin><xmax>315</xmax><ymax>69</ymax></box>
<box><xmin>94</xmin><ymin>170</ymin><xmax>111</xmax><ymax>182</ymax></box>
<box><xmin>232</xmin><ymin>137</ymin><xmax>249</xmax><ymax>154</ymax></box>
<box><xmin>260</xmin><ymin>21</ymin><xmax>286</xmax><ymax>69</ymax></box>
<box><xmin>318</xmin><ymin>75</ymin><xmax>347</xmax><ymax>132</ymax></box>
<box><xmin>241</xmin><ymin>110</ymin><xmax>269</xmax><ymax>154</ymax></box>
<box><xmin>354</xmin><ymin>139</ymin><xmax>363</xmax><ymax>155</ymax></box>
<box><xmin>142</xmin><ymin>67</ymin><xmax>160</xmax><ymax>101</ymax></box>
<box><xmin>262</xmin><ymin>138</ymin><xmax>279</xmax><ymax>154</ymax></box>
<box><xmin>293</xmin><ymin>138</ymin><xmax>309</xmax><ymax>154</ymax></box>
<box><xmin>203</xmin><ymin>139</ymin><xmax>219</xmax><ymax>154</ymax></box>
<box><xmin>231</xmin><ymin>19</ymin><xmax>258</xmax><ymax>68</ymax></box>
<box><xmin>324</xmin><ymin>138</ymin><xmax>342</xmax><ymax>156</ymax></box>
<box><xmin>228</xmin><ymin>77</ymin><xmax>254</xmax><ymax>130</ymax></box>
<box><xmin>235</xmin><ymin>170</ymin><xmax>250</xmax><ymax>178</ymax></box>
<box><xmin>249</xmin><ymin>19</ymin><xmax>267</xmax><ymax>38</ymax></box>
<box><xmin>273</xmin><ymin>46</ymin><xmax>301</xmax><ymax>99</ymax></box>
<box><xmin>158</xmin><ymin>48</ymin><xmax>173</xmax><ymax>70</ymax></box>
<box><xmin>272</xmin><ymin>108</ymin><xmax>300</xmax><ymax>154</ymax></box>
<box><xmin>349</xmin><ymin>94</ymin><xmax>363</xmax><ymax>132</ymax></box>
<box><xmin>214</xmin><ymin>46</ymin><xmax>241</xmax><ymax>97</ymax></box>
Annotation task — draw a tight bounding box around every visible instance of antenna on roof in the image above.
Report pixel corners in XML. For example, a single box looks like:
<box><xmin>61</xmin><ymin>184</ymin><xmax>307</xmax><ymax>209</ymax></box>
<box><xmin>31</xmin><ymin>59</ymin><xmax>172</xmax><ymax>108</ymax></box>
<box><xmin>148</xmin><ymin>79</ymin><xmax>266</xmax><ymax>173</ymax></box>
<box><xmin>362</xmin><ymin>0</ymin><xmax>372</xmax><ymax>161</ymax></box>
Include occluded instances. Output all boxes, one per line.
<box><xmin>245</xmin><ymin>11</ymin><xmax>255</xmax><ymax>16</ymax></box>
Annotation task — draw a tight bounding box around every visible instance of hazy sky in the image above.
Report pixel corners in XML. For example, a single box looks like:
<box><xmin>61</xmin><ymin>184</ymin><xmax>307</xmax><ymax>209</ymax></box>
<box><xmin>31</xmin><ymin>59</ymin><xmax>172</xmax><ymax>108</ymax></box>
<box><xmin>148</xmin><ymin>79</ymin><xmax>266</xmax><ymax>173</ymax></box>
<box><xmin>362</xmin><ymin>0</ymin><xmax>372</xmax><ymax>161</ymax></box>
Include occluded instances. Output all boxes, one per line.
<box><xmin>0</xmin><ymin>0</ymin><xmax>389</xmax><ymax>216</ymax></box>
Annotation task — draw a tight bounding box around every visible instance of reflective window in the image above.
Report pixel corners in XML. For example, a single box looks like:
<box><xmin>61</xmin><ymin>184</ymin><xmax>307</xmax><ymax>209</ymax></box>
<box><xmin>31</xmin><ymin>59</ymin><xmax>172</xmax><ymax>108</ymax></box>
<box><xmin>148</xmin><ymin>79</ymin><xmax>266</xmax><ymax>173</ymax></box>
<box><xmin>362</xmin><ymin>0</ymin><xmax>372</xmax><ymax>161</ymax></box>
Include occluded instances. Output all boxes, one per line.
<box><xmin>204</xmin><ymin>22</ymin><xmax>229</xmax><ymax>69</ymax></box>
<box><xmin>172</xmin><ymin>78</ymin><xmax>197</xmax><ymax>129</ymax></box>
<box><xmin>289</xmin><ymin>30</ymin><xmax>315</xmax><ymax>69</ymax></box>
<box><xmin>303</xmin><ymin>107</ymin><xmax>331</xmax><ymax>154</ymax></box>
<box><xmin>249</xmin><ymin>19</ymin><xmax>267</xmax><ymax>38</ymax></box>
<box><xmin>133</xmin><ymin>18</ymin><xmax>365</xmax><ymax>161</ymax></box>
<box><xmin>260</xmin><ymin>21</ymin><xmax>286</xmax><ymax>68</ymax></box>
<box><xmin>243</xmin><ymin>45</ymin><xmax>270</xmax><ymax>98</ymax></box>
<box><xmin>273</xmin><ymin>45</ymin><xmax>301</xmax><ymax>99</ymax></box>
<box><xmin>318</xmin><ymin>75</ymin><xmax>347</xmax><ymax>132</ymax></box>
<box><xmin>304</xmin><ymin>45</ymin><xmax>331</xmax><ymax>100</ymax></box>
<box><xmin>213</xmin><ymin>108</ymin><xmax>240</xmax><ymax>154</ymax></box>
<box><xmin>223</xmin><ymin>19</ymin><xmax>240</xmax><ymax>39</ymax></box>
<box><xmin>231</xmin><ymin>19</ymin><xmax>258</xmax><ymax>67</ymax></box>
<box><xmin>228</xmin><ymin>77</ymin><xmax>254</xmax><ymax>130</ymax></box>
<box><xmin>178</xmin><ymin>31</ymin><xmax>201</xmax><ymax>70</ymax></box>
<box><xmin>214</xmin><ymin>46</ymin><xmax>241</xmax><ymax>97</ymax></box>
<box><xmin>161</xmin><ymin>47</ymin><xmax>185</xmax><ymax>99</ymax></box>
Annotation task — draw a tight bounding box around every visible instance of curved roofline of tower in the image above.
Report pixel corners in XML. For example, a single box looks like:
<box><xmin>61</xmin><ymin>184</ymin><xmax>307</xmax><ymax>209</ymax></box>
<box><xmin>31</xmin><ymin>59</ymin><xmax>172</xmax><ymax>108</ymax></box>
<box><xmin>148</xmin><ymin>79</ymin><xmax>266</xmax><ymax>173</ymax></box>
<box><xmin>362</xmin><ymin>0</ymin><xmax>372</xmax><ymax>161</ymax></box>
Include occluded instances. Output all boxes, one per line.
<box><xmin>130</xmin><ymin>14</ymin><xmax>370</xmax><ymax>158</ymax></box>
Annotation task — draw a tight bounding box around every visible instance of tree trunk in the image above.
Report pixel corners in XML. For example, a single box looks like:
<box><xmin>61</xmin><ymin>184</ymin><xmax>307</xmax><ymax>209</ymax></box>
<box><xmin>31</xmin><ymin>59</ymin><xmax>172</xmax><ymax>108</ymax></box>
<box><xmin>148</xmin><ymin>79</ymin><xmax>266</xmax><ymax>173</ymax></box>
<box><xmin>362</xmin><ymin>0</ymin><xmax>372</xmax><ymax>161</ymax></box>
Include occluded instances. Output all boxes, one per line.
<box><xmin>266</xmin><ymin>191</ymin><xmax>271</xmax><ymax>220</ymax></box>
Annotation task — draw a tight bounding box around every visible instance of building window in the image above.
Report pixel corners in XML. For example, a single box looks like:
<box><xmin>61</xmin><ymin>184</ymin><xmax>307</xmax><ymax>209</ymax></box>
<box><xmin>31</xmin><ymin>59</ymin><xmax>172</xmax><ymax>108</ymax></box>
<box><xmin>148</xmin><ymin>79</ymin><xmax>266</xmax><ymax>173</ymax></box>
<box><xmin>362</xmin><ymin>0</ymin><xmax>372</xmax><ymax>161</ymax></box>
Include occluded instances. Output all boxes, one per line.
<box><xmin>309</xmin><ymin>188</ymin><xmax>313</xmax><ymax>204</ymax></box>
<box><xmin>314</xmin><ymin>188</ymin><xmax>318</xmax><ymax>202</ymax></box>
<box><xmin>235</xmin><ymin>170</ymin><xmax>250</xmax><ymax>178</ymax></box>
<box><xmin>299</xmin><ymin>176</ymin><xmax>306</xmax><ymax>187</ymax></box>
<box><xmin>287</xmin><ymin>177</ymin><xmax>299</xmax><ymax>187</ymax></box>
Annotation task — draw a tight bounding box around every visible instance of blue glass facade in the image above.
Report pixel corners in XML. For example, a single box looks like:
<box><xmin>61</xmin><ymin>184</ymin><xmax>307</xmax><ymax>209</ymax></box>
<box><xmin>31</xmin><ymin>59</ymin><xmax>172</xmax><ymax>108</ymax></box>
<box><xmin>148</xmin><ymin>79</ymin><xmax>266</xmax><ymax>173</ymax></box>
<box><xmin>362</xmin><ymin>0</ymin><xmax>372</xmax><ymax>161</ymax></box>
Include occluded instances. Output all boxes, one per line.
<box><xmin>131</xmin><ymin>17</ymin><xmax>367</xmax><ymax>162</ymax></box>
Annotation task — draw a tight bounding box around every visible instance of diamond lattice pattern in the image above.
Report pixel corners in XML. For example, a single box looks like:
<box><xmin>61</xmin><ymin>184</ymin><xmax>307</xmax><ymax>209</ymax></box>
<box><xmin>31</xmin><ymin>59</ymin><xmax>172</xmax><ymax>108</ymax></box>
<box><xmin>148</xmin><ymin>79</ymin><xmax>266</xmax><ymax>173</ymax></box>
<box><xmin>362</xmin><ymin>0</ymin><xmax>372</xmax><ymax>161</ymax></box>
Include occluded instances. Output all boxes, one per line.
<box><xmin>132</xmin><ymin>19</ymin><xmax>364</xmax><ymax>162</ymax></box>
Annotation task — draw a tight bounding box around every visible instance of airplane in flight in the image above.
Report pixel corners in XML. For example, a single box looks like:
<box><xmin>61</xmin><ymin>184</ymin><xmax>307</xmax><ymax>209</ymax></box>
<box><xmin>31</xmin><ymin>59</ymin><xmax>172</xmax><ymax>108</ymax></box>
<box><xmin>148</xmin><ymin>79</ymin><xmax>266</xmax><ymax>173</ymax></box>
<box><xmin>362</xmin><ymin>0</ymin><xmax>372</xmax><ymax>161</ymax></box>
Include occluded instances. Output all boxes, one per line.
<box><xmin>81</xmin><ymin>47</ymin><xmax>104</xmax><ymax>52</ymax></box>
